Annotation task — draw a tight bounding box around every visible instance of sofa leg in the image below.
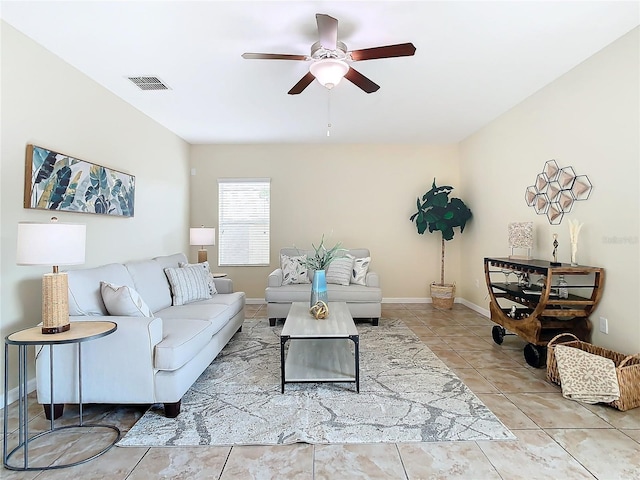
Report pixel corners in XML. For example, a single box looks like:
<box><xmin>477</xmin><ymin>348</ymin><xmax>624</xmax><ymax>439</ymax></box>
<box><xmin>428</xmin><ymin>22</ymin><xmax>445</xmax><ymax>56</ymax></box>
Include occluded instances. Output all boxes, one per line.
<box><xmin>164</xmin><ymin>400</ymin><xmax>181</xmax><ymax>418</ymax></box>
<box><xmin>237</xmin><ymin>325</ymin><xmax>242</xmax><ymax>333</ymax></box>
<box><xmin>372</xmin><ymin>318</ymin><xmax>379</xmax><ymax>326</ymax></box>
<box><xmin>269</xmin><ymin>318</ymin><xmax>276</xmax><ymax>327</ymax></box>
<box><xmin>43</xmin><ymin>403</ymin><xmax>64</xmax><ymax>420</ymax></box>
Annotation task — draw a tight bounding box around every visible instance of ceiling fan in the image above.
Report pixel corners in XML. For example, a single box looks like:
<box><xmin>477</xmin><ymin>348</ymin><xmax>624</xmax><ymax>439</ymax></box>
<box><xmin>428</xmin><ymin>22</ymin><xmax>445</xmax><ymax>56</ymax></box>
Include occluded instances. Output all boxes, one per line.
<box><xmin>242</xmin><ymin>13</ymin><xmax>416</xmax><ymax>95</ymax></box>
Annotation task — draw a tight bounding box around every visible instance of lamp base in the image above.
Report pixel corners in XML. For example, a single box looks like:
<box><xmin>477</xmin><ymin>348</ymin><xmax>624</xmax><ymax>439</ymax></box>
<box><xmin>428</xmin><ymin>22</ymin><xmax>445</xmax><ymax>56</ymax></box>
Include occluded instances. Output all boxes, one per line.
<box><xmin>197</xmin><ymin>249</ymin><xmax>208</xmax><ymax>263</ymax></box>
<box><xmin>42</xmin><ymin>272</ymin><xmax>71</xmax><ymax>334</ymax></box>
<box><xmin>42</xmin><ymin>324</ymin><xmax>71</xmax><ymax>334</ymax></box>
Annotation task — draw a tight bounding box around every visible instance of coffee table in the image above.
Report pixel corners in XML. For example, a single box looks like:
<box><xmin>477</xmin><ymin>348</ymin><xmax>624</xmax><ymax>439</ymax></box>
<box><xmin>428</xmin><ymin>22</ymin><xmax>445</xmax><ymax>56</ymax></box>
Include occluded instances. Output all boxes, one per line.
<box><xmin>280</xmin><ymin>302</ymin><xmax>359</xmax><ymax>393</ymax></box>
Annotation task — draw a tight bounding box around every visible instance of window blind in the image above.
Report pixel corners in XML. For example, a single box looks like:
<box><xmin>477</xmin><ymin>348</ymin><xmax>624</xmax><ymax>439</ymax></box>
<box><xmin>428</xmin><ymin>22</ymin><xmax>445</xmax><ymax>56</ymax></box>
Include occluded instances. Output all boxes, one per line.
<box><xmin>218</xmin><ymin>178</ymin><xmax>270</xmax><ymax>266</ymax></box>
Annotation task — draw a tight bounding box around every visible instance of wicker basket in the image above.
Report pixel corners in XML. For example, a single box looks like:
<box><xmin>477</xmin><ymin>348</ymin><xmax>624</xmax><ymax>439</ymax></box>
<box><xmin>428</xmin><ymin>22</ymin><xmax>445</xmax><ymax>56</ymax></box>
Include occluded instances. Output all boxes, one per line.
<box><xmin>546</xmin><ymin>333</ymin><xmax>640</xmax><ymax>411</ymax></box>
<box><xmin>430</xmin><ymin>283</ymin><xmax>455</xmax><ymax>309</ymax></box>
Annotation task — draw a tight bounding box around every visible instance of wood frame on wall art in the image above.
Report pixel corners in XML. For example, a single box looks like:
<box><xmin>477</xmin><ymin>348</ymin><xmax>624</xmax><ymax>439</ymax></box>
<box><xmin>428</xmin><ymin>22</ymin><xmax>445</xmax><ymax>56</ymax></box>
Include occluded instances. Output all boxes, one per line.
<box><xmin>24</xmin><ymin>144</ymin><xmax>135</xmax><ymax>217</ymax></box>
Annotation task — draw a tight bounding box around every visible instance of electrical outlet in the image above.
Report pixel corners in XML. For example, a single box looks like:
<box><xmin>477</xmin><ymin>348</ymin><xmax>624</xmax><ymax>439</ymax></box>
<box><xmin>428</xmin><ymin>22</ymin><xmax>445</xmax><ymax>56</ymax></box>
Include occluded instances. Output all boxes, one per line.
<box><xmin>599</xmin><ymin>316</ymin><xmax>609</xmax><ymax>334</ymax></box>
<box><xmin>475</xmin><ymin>279</ymin><xmax>480</xmax><ymax>288</ymax></box>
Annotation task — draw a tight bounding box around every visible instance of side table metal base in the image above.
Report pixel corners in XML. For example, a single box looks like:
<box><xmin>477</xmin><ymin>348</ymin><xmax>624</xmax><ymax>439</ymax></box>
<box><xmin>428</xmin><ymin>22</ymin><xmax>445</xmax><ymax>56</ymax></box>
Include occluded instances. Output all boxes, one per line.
<box><xmin>3</xmin><ymin>423</ymin><xmax>121</xmax><ymax>471</ymax></box>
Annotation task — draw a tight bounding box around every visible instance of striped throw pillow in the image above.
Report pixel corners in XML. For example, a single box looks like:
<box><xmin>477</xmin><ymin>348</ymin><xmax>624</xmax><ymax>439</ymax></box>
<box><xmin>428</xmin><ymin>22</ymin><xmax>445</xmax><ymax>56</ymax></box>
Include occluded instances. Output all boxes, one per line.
<box><xmin>164</xmin><ymin>265</ymin><xmax>212</xmax><ymax>306</ymax></box>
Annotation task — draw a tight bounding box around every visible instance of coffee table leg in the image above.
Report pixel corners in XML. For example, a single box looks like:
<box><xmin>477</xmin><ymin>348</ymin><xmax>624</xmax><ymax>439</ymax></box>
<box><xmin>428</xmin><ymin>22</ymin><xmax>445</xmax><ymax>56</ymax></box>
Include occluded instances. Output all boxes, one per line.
<box><xmin>280</xmin><ymin>335</ymin><xmax>289</xmax><ymax>393</ymax></box>
<box><xmin>351</xmin><ymin>335</ymin><xmax>360</xmax><ymax>393</ymax></box>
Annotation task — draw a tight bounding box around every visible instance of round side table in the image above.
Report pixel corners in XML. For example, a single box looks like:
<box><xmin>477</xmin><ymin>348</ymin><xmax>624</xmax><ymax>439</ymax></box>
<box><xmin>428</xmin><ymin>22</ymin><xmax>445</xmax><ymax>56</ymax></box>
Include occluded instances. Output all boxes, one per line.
<box><xmin>3</xmin><ymin>321</ymin><xmax>121</xmax><ymax>471</ymax></box>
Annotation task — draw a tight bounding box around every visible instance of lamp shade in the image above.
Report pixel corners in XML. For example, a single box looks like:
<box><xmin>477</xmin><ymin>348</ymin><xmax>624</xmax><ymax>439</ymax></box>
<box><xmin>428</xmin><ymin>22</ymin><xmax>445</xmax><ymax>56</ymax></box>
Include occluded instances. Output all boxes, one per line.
<box><xmin>309</xmin><ymin>58</ymin><xmax>349</xmax><ymax>89</ymax></box>
<box><xmin>189</xmin><ymin>227</ymin><xmax>215</xmax><ymax>246</ymax></box>
<box><xmin>17</xmin><ymin>220</ymin><xmax>86</xmax><ymax>266</ymax></box>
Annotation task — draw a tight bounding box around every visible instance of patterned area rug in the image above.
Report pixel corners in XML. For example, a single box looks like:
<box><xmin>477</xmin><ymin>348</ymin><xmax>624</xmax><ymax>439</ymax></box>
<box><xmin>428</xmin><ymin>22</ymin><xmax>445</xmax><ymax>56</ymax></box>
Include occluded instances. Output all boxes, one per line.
<box><xmin>118</xmin><ymin>318</ymin><xmax>514</xmax><ymax>446</ymax></box>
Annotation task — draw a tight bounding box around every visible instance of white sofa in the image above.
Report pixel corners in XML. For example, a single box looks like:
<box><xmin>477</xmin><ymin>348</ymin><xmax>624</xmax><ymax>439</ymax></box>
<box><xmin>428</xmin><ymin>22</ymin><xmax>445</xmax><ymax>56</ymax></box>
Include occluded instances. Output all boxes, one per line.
<box><xmin>35</xmin><ymin>253</ymin><xmax>245</xmax><ymax>418</ymax></box>
<box><xmin>265</xmin><ymin>248</ymin><xmax>382</xmax><ymax>326</ymax></box>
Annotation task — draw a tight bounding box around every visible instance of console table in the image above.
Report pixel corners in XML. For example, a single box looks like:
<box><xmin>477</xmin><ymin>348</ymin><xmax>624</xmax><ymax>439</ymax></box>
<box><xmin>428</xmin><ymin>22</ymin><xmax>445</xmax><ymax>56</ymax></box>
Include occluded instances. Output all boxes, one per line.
<box><xmin>484</xmin><ymin>257</ymin><xmax>605</xmax><ymax>368</ymax></box>
<box><xmin>3</xmin><ymin>321</ymin><xmax>121</xmax><ymax>471</ymax></box>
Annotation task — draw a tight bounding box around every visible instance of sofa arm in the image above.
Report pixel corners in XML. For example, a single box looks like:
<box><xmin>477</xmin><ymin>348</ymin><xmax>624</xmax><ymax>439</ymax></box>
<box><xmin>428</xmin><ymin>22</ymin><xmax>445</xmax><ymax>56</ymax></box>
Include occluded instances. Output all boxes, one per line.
<box><xmin>267</xmin><ymin>268</ymin><xmax>283</xmax><ymax>287</ymax></box>
<box><xmin>366</xmin><ymin>271</ymin><xmax>380</xmax><ymax>288</ymax></box>
<box><xmin>36</xmin><ymin>315</ymin><xmax>163</xmax><ymax>404</ymax></box>
<box><xmin>213</xmin><ymin>277</ymin><xmax>233</xmax><ymax>294</ymax></box>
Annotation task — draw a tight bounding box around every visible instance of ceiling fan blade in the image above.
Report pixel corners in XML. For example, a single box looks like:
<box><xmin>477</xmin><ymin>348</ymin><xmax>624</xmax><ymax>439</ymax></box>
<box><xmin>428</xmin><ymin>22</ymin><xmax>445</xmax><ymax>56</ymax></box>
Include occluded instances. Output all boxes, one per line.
<box><xmin>242</xmin><ymin>53</ymin><xmax>308</xmax><ymax>61</ymax></box>
<box><xmin>316</xmin><ymin>13</ymin><xmax>338</xmax><ymax>51</ymax></box>
<box><xmin>288</xmin><ymin>72</ymin><xmax>316</xmax><ymax>95</ymax></box>
<box><xmin>349</xmin><ymin>42</ymin><xmax>416</xmax><ymax>61</ymax></box>
<box><xmin>344</xmin><ymin>67</ymin><xmax>380</xmax><ymax>93</ymax></box>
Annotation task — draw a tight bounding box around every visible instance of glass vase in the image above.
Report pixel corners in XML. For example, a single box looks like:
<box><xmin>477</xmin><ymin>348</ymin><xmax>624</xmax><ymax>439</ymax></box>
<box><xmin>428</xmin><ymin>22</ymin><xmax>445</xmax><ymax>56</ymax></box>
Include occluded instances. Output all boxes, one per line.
<box><xmin>310</xmin><ymin>269</ymin><xmax>328</xmax><ymax>307</ymax></box>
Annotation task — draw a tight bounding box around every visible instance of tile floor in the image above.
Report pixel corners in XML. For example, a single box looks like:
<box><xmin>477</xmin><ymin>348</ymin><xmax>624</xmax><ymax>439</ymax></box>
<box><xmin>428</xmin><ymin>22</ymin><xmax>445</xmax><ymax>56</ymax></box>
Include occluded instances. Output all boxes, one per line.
<box><xmin>2</xmin><ymin>303</ymin><xmax>638</xmax><ymax>479</ymax></box>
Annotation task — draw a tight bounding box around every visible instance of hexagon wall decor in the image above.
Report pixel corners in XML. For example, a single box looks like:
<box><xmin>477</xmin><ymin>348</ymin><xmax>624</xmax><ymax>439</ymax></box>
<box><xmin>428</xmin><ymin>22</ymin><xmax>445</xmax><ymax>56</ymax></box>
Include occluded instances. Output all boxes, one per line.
<box><xmin>525</xmin><ymin>159</ymin><xmax>592</xmax><ymax>224</ymax></box>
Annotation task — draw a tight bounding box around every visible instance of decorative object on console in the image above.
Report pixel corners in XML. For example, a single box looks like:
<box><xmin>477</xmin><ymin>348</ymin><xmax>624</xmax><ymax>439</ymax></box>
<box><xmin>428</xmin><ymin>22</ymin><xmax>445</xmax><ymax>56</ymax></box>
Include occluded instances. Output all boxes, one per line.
<box><xmin>524</xmin><ymin>159</ymin><xmax>592</xmax><ymax>225</ymax></box>
<box><xmin>16</xmin><ymin>217</ymin><xmax>86</xmax><ymax>333</ymax></box>
<box><xmin>189</xmin><ymin>225</ymin><xmax>215</xmax><ymax>263</ymax></box>
<box><xmin>568</xmin><ymin>219</ymin><xmax>583</xmax><ymax>266</ymax></box>
<box><xmin>309</xmin><ymin>300</ymin><xmax>329</xmax><ymax>319</ymax></box>
<box><xmin>409</xmin><ymin>178</ymin><xmax>472</xmax><ymax>309</ymax></box>
<box><xmin>508</xmin><ymin>222</ymin><xmax>533</xmax><ymax>259</ymax></box>
<box><xmin>24</xmin><ymin>145</ymin><xmax>135</xmax><ymax>217</ymax></box>
<box><xmin>551</xmin><ymin>233</ymin><xmax>561</xmax><ymax>266</ymax></box>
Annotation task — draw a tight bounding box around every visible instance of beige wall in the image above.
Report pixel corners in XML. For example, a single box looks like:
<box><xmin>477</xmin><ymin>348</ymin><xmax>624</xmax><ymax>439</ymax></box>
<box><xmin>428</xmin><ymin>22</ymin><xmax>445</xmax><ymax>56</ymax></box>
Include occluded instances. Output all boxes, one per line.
<box><xmin>459</xmin><ymin>28</ymin><xmax>639</xmax><ymax>354</ymax></box>
<box><xmin>0</xmin><ymin>22</ymin><xmax>190</xmax><ymax>393</ymax></box>
<box><xmin>189</xmin><ymin>144</ymin><xmax>463</xmax><ymax>300</ymax></box>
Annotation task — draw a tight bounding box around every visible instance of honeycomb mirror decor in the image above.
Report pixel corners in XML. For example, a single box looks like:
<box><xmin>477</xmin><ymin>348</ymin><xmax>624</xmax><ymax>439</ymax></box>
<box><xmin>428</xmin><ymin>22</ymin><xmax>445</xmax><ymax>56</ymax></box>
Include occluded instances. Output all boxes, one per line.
<box><xmin>525</xmin><ymin>160</ymin><xmax>591</xmax><ymax>224</ymax></box>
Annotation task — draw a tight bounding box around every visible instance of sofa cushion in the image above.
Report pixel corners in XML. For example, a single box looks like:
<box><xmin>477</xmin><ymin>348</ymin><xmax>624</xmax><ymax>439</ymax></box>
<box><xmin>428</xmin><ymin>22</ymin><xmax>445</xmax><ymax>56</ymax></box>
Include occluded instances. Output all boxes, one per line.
<box><xmin>326</xmin><ymin>256</ymin><xmax>354</xmax><ymax>286</ymax></box>
<box><xmin>156</xmin><ymin>292</ymin><xmax>245</xmax><ymax>323</ymax></box>
<box><xmin>154</xmin><ymin>318</ymin><xmax>216</xmax><ymax>371</ymax></box>
<box><xmin>164</xmin><ymin>265</ymin><xmax>212</xmax><ymax>306</ymax></box>
<box><xmin>179</xmin><ymin>261</ymin><xmax>218</xmax><ymax>295</ymax></box>
<box><xmin>280</xmin><ymin>254</ymin><xmax>310</xmax><ymax>285</ymax></box>
<box><xmin>68</xmin><ymin>263</ymin><xmax>134</xmax><ymax>316</ymax></box>
<box><xmin>351</xmin><ymin>256</ymin><xmax>371</xmax><ymax>285</ymax></box>
<box><xmin>100</xmin><ymin>282</ymin><xmax>154</xmax><ymax>317</ymax></box>
<box><xmin>125</xmin><ymin>259</ymin><xmax>173</xmax><ymax>312</ymax></box>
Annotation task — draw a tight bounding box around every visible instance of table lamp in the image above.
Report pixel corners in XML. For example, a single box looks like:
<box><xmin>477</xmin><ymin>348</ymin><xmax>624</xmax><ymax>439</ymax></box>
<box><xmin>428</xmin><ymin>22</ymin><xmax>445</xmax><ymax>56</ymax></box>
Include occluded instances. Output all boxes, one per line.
<box><xmin>189</xmin><ymin>226</ymin><xmax>215</xmax><ymax>263</ymax></box>
<box><xmin>16</xmin><ymin>217</ymin><xmax>86</xmax><ymax>334</ymax></box>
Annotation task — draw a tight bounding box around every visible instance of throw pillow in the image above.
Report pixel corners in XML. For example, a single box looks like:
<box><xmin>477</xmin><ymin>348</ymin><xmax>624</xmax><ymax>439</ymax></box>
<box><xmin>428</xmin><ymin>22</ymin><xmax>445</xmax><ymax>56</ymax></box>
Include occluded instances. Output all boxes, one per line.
<box><xmin>100</xmin><ymin>282</ymin><xmax>154</xmax><ymax>317</ymax></box>
<box><xmin>351</xmin><ymin>256</ymin><xmax>371</xmax><ymax>285</ymax></box>
<box><xmin>179</xmin><ymin>261</ymin><xmax>218</xmax><ymax>295</ymax></box>
<box><xmin>326</xmin><ymin>255</ymin><xmax>354</xmax><ymax>286</ymax></box>
<box><xmin>164</xmin><ymin>265</ymin><xmax>212</xmax><ymax>306</ymax></box>
<box><xmin>281</xmin><ymin>254</ymin><xmax>310</xmax><ymax>285</ymax></box>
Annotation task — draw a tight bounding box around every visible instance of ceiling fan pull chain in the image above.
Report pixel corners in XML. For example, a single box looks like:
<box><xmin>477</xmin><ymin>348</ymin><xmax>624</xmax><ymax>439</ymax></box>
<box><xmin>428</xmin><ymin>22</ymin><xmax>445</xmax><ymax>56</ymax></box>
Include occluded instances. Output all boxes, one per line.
<box><xmin>327</xmin><ymin>89</ymin><xmax>332</xmax><ymax>137</ymax></box>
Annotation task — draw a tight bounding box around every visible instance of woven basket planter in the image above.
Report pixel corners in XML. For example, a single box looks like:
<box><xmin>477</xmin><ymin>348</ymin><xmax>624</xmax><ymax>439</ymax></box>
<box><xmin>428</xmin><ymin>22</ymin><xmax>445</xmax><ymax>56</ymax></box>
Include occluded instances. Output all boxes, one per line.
<box><xmin>547</xmin><ymin>333</ymin><xmax>640</xmax><ymax>411</ymax></box>
<box><xmin>430</xmin><ymin>283</ymin><xmax>455</xmax><ymax>309</ymax></box>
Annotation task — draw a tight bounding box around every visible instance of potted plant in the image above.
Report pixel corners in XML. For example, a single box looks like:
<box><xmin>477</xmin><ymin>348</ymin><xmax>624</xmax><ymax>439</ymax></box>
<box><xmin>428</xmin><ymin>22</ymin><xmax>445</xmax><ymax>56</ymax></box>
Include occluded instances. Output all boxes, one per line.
<box><xmin>409</xmin><ymin>178</ymin><xmax>472</xmax><ymax>308</ymax></box>
<box><xmin>304</xmin><ymin>235</ymin><xmax>345</xmax><ymax>307</ymax></box>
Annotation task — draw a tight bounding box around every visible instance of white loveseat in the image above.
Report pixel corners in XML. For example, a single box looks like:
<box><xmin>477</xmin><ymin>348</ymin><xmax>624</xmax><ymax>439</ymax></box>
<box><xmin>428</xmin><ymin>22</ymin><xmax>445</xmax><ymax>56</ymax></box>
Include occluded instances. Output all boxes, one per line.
<box><xmin>265</xmin><ymin>248</ymin><xmax>382</xmax><ymax>326</ymax></box>
<box><xmin>35</xmin><ymin>253</ymin><xmax>245</xmax><ymax>418</ymax></box>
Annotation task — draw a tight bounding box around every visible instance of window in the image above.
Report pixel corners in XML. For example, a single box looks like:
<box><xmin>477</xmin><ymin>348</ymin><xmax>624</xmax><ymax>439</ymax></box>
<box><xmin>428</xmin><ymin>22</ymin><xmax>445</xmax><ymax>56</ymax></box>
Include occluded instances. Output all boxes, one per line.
<box><xmin>218</xmin><ymin>178</ymin><xmax>270</xmax><ymax>266</ymax></box>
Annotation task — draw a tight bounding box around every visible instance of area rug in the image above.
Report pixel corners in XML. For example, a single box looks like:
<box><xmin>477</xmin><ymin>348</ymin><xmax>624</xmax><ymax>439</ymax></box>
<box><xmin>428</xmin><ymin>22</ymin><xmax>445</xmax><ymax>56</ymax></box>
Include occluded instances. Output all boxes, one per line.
<box><xmin>118</xmin><ymin>318</ymin><xmax>514</xmax><ymax>446</ymax></box>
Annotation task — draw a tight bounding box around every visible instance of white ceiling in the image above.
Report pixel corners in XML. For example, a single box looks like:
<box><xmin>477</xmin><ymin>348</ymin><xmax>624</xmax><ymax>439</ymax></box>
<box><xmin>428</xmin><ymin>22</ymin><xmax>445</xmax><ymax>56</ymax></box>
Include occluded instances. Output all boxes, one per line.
<box><xmin>1</xmin><ymin>1</ymin><xmax>638</xmax><ymax>144</ymax></box>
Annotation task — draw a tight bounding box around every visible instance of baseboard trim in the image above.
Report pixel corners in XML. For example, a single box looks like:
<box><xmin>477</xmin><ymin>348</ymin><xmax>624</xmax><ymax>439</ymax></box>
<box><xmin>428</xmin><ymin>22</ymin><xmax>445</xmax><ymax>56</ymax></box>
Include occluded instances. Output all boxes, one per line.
<box><xmin>458</xmin><ymin>298</ymin><xmax>490</xmax><ymax>317</ymax></box>
<box><xmin>0</xmin><ymin>378</ymin><xmax>37</xmax><ymax>412</ymax></box>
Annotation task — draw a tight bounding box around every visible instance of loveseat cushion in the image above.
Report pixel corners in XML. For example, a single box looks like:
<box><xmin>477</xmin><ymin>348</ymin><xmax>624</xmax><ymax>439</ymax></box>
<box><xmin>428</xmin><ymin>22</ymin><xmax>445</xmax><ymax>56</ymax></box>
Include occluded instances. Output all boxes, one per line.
<box><xmin>154</xmin><ymin>318</ymin><xmax>216</xmax><ymax>371</ymax></box>
<box><xmin>125</xmin><ymin>259</ymin><xmax>173</xmax><ymax>312</ymax></box>
<box><xmin>68</xmin><ymin>263</ymin><xmax>134</xmax><ymax>316</ymax></box>
<box><xmin>265</xmin><ymin>283</ymin><xmax>381</xmax><ymax>303</ymax></box>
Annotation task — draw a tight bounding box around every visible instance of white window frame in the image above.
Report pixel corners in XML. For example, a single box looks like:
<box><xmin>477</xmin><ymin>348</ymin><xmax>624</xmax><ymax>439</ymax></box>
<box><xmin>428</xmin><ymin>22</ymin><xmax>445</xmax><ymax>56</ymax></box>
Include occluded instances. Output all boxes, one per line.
<box><xmin>218</xmin><ymin>178</ymin><xmax>270</xmax><ymax>267</ymax></box>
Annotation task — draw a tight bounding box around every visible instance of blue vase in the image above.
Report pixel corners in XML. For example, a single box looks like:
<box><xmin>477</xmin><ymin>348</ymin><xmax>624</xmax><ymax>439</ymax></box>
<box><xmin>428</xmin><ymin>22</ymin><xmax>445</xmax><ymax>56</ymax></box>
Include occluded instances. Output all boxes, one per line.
<box><xmin>310</xmin><ymin>269</ymin><xmax>328</xmax><ymax>307</ymax></box>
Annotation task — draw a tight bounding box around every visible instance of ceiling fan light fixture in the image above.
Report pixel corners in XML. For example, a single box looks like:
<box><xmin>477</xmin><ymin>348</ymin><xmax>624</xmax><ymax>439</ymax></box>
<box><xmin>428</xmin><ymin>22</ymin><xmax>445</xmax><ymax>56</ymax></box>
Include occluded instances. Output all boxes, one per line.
<box><xmin>309</xmin><ymin>58</ymin><xmax>349</xmax><ymax>89</ymax></box>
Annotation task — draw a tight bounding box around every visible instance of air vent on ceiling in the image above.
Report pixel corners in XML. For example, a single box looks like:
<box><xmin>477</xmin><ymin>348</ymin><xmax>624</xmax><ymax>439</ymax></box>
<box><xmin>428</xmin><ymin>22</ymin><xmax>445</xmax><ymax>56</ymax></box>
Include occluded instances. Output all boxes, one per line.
<box><xmin>127</xmin><ymin>76</ymin><xmax>170</xmax><ymax>91</ymax></box>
